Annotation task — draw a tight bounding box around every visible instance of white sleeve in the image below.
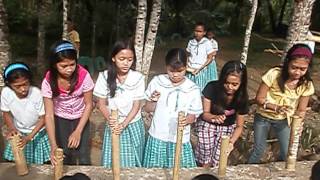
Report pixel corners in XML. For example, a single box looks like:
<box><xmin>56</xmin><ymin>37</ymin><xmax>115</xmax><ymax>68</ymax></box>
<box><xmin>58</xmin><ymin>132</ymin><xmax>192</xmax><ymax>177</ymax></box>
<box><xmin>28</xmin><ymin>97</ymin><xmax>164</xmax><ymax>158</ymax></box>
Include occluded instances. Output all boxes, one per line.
<box><xmin>38</xmin><ymin>96</ymin><xmax>45</xmax><ymax>116</ymax></box>
<box><xmin>186</xmin><ymin>40</ymin><xmax>191</xmax><ymax>52</ymax></box>
<box><xmin>93</xmin><ymin>72</ymin><xmax>109</xmax><ymax>98</ymax></box>
<box><xmin>187</xmin><ymin>88</ymin><xmax>203</xmax><ymax>117</ymax></box>
<box><xmin>133</xmin><ymin>75</ymin><xmax>146</xmax><ymax>100</ymax></box>
<box><xmin>212</xmin><ymin>40</ymin><xmax>218</xmax><ymax>51</ymax></box>
<box><xmin>145</xmin><ymin>77</ymin><xmax>157</xmax><ymax>101</ymax></box>
<box><xmin>206</xmin><ymin>41</ymin><xmax>215</xmax><ymax>54</ymax></box>
<box><xmin>0</xmin><ymin>88</ymin><xmax>10</xmax><ymax>112</ymax></box>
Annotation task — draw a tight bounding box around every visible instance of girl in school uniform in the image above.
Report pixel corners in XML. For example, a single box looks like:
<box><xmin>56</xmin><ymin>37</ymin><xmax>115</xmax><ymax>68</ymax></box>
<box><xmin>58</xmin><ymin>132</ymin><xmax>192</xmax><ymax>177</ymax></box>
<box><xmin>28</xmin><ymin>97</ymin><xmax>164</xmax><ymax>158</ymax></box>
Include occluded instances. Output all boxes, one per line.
<box><xmin>94</xmin><ymin>40</ymin><xmax>145</xmax><ymax>168</ymax></box>
<box><xmin>195</xmin><ymin>60</ymin><xmax>249</xmax><ymax>167</ymax></box>
<box><xmin>186</xmin><ymin>22</ymin><xmax>216</xmax><ymax>90</ymax></box>
<box><xmin>1</xmin><ymin>62</ymin><xmax>50</xmax><ymax>164</ymax></box>
<box><xmin>143</xmin><ymin>48</ymin><xmax>203</xmax><ymax>168</ymax></box>
<box><xmin>42</xmin><ymin>40</ymin><xmax>94</xmax><ymax>165</ymax></box>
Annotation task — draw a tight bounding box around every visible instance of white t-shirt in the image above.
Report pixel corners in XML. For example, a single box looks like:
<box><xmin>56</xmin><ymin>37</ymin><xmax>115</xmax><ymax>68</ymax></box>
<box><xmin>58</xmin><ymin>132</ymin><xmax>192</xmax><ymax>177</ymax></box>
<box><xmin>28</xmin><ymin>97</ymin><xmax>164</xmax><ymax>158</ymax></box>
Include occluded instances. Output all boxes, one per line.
<box><xmin>186</xmin><ymin>37</ymin><xmax>215</xmax><ymax>69</ymax></box>
<box><xmin>145</xmin><ymin>75</ymin><xmax>203</xmax><ymax>143</ymax></box>
<box><xmin>93</xmin><ymin>70</ymin><xmax>145</xmax><ymax>123</ymax></box>
<box><xmin>209</xmin><ymin>38</ymin><xmax>219</xmax><ymax>52</ymax></box>
<box><xmin>1</xmin><ymin>86</ymin><xmax>45</xmax><ymax>133</ymax></box>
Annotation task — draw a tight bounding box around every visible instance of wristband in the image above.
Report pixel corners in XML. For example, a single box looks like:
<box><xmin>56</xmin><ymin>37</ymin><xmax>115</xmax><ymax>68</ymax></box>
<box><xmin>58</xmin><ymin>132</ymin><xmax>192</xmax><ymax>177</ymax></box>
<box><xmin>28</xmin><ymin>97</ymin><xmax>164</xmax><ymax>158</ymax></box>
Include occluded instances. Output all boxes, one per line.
<box><xmin>263</xmin><ymin>100</ymin><xmax>269</xmax><ymax>109</ymax></box>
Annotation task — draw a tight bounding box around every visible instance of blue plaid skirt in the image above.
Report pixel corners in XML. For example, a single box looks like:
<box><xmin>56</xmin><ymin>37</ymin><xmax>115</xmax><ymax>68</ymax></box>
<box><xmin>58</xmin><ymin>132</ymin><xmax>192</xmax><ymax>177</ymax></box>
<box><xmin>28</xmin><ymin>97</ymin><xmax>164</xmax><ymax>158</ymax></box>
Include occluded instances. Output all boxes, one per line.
<box><xmin>187</xmin><ymin>60</ymin><xmax>218</xmax><ymax>90</ymax></box>
<box><xmin>4</xmin><ymin>129</ymin><xmax>51</xmax><ymax>164</ymax></box>
<box><xmin>101</xmin><ymin>118</ymin><xmax>145</xmax><ymax>168</ymax></box>
<box><xmin>143</xmin><ymin>135</ymin><xmax>196</xmax><ymax>168</ymax></box>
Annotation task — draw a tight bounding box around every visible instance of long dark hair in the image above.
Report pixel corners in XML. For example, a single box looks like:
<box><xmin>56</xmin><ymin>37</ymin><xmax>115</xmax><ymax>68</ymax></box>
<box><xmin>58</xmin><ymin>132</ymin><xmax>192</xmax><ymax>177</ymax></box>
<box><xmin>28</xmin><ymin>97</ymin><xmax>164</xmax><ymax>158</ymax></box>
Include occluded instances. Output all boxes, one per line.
<box><xmin>165</xmin><ymin>48</ymin><xmax>187</xmax><ymax>69</ymax></box>
<box><xmin>107</xmin><ymin>39</ymin><xmax>136</xmax><ymax>98</ymax></box>
<box><xmin>278</xmin><ymin>43</ymin><xmax>313</xmax><ymax>93</ymax></box>
<box><xmin>48</xmin><ymin>40</ymin><xmax>78</xmax><ymax>97</ymax></box>
<box><xmin>4</xmin><ymin>62</ymin><xmax>33</xmax><ymax>87</ymax></box>
<box><xmin>215</xmin><ymin>60</ymin><xmax>248</xmax><ymax>109</ymax></box>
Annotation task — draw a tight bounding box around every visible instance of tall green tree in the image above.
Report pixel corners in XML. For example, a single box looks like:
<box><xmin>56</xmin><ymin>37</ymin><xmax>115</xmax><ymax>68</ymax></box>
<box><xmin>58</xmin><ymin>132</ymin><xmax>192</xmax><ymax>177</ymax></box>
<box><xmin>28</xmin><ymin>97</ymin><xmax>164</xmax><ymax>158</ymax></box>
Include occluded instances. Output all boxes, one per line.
<box><xmin>0</xmin><ymin>0</ymin><xmax>10</xmax><ymax>87</ymax></box>
<box><xmin>37</xmin><ymin>0</ymin><xmax>51</xmax><ymax>76</ymax></box>
<box><xmin>284</xmin><ymin>0</ymin><xmax>315</xmax><ymax>56</ymax></box>
<box><xmin>241</xmin><ymin>0</ymin><xmax>258</xmax><ymax>65</ymax></box>
<box><xmin>135</xmin><ymin>0</ymin><xmax>162</xmax><ymax>79</ymax></box>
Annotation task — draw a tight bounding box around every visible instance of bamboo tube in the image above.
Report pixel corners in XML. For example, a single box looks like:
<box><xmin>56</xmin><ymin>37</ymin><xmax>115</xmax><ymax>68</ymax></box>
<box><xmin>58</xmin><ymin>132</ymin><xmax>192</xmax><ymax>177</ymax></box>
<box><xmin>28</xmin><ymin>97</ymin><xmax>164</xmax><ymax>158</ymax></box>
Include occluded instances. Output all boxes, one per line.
<box><xmin>218</xmin><ymin>135</ymin><xmax>230</xmax><ymax>177</ymax></box>
<box><xmin>54</xmin><ymin>148</ymin><xmax>64</xmax><ymax>180</ymax></box>
<box><xmin>173</xmin><ymin>111</ymin><xmax>185</xmax><ymax>180</ymax></box>
<box><xmin>286</xmin><ymin>115</ymin><xmax>302</xmax><ymax>171</ymax></box>
<box><xmin>111</xmin><ymin>109</ymin><xmax>120</xmax><ymax>180</ymax></box>
<box><xmin>8</xmin><ymin>134</ymin><xmax>28</xmax><ymax>176</ymax></box>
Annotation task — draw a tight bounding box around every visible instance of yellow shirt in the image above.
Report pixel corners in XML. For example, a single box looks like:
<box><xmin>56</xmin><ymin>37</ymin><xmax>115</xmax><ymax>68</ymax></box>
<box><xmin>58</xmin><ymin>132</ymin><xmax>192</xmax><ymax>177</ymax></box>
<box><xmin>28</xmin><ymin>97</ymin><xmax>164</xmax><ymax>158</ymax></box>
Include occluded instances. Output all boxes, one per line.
<box><xmin>256</xmin><ymin>67</ymin><xmax>314</xmax><ymax>120</ymax></box>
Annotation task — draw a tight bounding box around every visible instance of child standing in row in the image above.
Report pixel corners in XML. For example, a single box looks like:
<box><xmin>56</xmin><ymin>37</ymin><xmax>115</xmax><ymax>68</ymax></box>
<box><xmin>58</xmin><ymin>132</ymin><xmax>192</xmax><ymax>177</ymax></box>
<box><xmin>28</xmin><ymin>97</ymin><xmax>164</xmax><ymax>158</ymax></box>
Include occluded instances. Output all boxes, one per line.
<box><xmin>94</xmin><ymin>40</ymin><xmax>145</xmax><ymax>168</ymax></box>
<box><xmin>206</xmin><ymin>28</ymin><xmax>219</xmax><ymax>81</ymax></box>
<box><xmin>195</xmin><ymin>61</ymin><xmax>249</xmax><ymax>167</ymax></box>
<box><xmin>143</xmin><ymin>48</ymin><xmax>203</xmax><ymax>168</ymax></box>
<box><xmin>248</xmin><ymin>43</ymin><xmax>314</xmax><ymax>163</ymax></box>
<box><xmin>186</xmin><ymin>22</ymin><xmax>217</xmax><ymax>90</ymax></box>
<box><xmin>1</xmin><ymin>62</ymin><xmax>50</xmax><ymax>164</ymax></box>
<box><xmin>41</xmin><ymin>40</ymin><xmax>94</xmax><ymax>165</ymax></box>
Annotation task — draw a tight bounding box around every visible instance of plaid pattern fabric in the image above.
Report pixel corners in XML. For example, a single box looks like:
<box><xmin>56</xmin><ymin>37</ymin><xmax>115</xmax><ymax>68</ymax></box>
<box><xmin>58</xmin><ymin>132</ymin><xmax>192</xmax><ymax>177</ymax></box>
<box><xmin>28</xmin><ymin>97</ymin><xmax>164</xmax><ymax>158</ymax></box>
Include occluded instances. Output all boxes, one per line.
<box><xmin>195</xmin><ymin>120</ymin><xmax>235</xmax><ymax>167</ymax></box>
<box><xmin>143</xmin><ymin>135</ymin><xmax>196</xmax><ymax>168</ymax></box>
<box><xmin>187</xmin><ymin>61</ymin><xmax>217</xmax><ymax>90</ymax></box>
<box><xmin>101</xmin><ymin>118</ymin><xmax>145</xmax><ymax>168</ymax></box>
<box><xmin>4</xmin><ymin>130</ymin><xmax>50</xmax><ymax>164</ymax></box>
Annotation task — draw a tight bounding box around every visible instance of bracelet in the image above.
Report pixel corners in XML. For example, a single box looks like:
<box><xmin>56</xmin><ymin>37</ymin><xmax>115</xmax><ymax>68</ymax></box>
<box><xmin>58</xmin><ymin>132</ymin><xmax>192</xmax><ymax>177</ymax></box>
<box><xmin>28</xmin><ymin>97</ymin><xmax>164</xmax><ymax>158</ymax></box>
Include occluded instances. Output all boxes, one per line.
<box><xmin>263</xmin><ymin>100</ymin><xmax>269</xmax><ymax>109</ymax></box>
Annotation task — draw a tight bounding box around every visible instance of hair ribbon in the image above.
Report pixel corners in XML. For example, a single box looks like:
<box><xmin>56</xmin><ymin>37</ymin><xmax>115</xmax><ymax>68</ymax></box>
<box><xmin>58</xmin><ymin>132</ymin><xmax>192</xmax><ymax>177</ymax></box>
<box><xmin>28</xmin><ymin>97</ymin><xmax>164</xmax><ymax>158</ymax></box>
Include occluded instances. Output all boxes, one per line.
<box><xmin>55</xmin><ymin>42</ymin><xmax>76</xmax><ymax>53</ymax></box>
<box><xmin>4</xmin><ymin>63</ymin><xmax>29</xmax><ymax>79</ymax></box>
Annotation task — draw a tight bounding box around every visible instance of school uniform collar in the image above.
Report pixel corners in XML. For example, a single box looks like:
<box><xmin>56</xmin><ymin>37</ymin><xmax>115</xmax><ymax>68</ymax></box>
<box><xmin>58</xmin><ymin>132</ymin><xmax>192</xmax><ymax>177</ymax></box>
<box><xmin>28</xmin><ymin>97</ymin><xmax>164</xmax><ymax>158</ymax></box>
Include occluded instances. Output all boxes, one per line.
<box><xmin>156</xmin><ymin>74</ymin><xmax>199</xmax><ymax>92</ymax></box>
<box><xmin>189</xmin><ymin>37</ymin><xmax>209</xmax><ymax>55</ymax></box>
<box><xmin>103</xmin><ymin>69</ymin><xmax>143</xmax><ymax>91</ymax></box>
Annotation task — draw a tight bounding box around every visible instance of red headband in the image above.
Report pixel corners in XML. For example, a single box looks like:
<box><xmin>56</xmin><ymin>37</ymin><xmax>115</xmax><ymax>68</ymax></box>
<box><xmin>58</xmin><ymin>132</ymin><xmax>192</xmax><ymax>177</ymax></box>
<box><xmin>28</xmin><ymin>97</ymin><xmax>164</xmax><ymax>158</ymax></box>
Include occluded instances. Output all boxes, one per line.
<box><xmin>290</xmin><ymin>47</ymin><xmax>312</xmax><ymax>59</ymax></box>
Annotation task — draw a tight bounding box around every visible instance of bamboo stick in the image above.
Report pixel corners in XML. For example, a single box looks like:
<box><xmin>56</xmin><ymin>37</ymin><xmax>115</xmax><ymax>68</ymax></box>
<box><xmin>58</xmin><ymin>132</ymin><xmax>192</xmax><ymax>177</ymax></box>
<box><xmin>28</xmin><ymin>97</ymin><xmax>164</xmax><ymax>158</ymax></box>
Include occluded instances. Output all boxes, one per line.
<box><xmin>111</xmin><ymin>109</ymin><xmax>120</xmax><ymax>180</ymax></box>
<box><xmin>8</xmin><ymin>134</ymin><xmax>28</xmax><ymax>176</ymax></box>
<box><xmin>218</xmin><ymin>135</ymin><xmax>230</xmax><ymax>177</ymax></box>
<box><xmin>286</xmin><ymin>115</ymin><xmax>302</xmax><ymax>171</ymax></box>
<box><xmin>54</xmin><ymin>148</ymin><xmax>64</xmax><ymax>180</ymax></box>
<box><xmin>173</xmin><ymin>111</ymin><xmax>185</xmax><ymax>180</ymax></box>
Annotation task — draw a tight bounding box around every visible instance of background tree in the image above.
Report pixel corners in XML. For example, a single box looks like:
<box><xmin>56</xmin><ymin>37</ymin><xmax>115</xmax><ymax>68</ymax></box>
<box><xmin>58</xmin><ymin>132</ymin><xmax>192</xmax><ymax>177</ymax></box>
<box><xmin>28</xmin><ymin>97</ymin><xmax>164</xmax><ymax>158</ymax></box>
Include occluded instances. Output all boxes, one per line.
<box><xmin>37</xmin><ymin>0</ymin><xmax>51</xmax><ymax>77</ymax></box>
<box><xmin>0</xmin><ymin>0</ymin><xmax>10</xmax><ymax>87</ymax></box>
<box><xmin>0</xmin><ymin>0</ymin><xmax>10</xmax><ymax>162</ymax></box>
<box><xmin>134</xmin><ymin>0</ymin><xmax>147</xmax><ymax>72</ymax></box>
<box><xmin>283</xmin><ymin>0</ymin><xmax>315</xmax><ymax>56</ymax></box>
<box><xmin>240</xmin><ymin>0</ymin><xmax>258</xmax><ymax>65</ymax></box>
<box><xmin>62</xmin><ymin>0</ymin><xmax>68</xmax><ymax>40</ymax></box>
<box><xmin>134</xmin><ymin>0</ymin><xmax>162</xmax><ymax>79</ymax></box>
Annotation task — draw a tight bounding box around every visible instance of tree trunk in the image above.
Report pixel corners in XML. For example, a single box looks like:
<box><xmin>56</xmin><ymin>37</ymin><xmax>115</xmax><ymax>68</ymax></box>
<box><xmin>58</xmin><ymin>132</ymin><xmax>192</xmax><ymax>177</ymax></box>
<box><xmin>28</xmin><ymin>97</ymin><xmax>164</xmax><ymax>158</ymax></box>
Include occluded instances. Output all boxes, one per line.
<box><xmin>277</xmin><ymin>0</ymin><xmax>288</xmax><ymax>28</ymax></box>
<box><xmin>37</xmin><ymin>0</ymin><xmax>50</xmax><ymax>77</ymax></box>
<box><xmin>266</xmin><ymin>0</ymin><xmax>276</xmax><ymax>34</ymax></box>
<box><xmin>0</xmin><ymin>0</ymin><xmax>10</xmax><ymax>162</ymax></box>
<box><xmin>0</xmin><ymin>0</ymin><xmax>11</xmax><ymax>87</ymax></box>
<box><xmin>62</xmin><ymin>0</ymin><xmax>68</xmax><ymax>40</ymax></box>
<box><xmin>134</xmin><ymin>0</ymin><xmax>147</xmax><ymax>72</ymax></box>
<box><xmin>283</xmin><ymin>0</ymin><xmax>316</xmax><ymax>58</ymax></box>
<box><xmin>240</xmin><ymin>0</ymin><xmax>258</xmax><ymax>65</ymax></box>
<box><xmin>141</xmin><ymin>0</ymin><xmax>162</xmax><ymax>78</ymax></box>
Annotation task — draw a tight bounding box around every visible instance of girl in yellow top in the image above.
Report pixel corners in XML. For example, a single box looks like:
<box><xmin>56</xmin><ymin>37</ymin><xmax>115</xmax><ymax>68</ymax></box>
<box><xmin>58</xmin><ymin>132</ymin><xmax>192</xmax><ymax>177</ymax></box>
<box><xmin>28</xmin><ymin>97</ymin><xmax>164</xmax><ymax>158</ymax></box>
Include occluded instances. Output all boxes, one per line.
<box><xmin>248</xmin><ymin>43</ymin><xmax>314</xmax><ymax>163</ymax></box>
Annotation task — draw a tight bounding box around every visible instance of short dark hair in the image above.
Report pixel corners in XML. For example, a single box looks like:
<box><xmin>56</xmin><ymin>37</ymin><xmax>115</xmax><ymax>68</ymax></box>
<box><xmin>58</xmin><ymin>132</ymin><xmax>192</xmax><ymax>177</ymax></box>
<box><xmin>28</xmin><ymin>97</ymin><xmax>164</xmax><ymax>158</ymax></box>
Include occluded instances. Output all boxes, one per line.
<box><xmin>195</xmin><ymin>22</ymin><xmax>207</xmax><ymax>31</ymax></box>
<box><xmin>165</xmin><ymin>48</ymin><xmax>187</xmax><ymax>70</ymax></box>
<box><xmin>192</xmin><ymin>174</ymin><xmax>219</xmax><ymax>180</ymax></box>
<box><xmin>60</xmin><ymin>173</ymin><xmax>90</xmax><ymax>180</ymax></box>
<box><xmin>311</xmin><ymin>160</ymin><xmax>320</xmax><ymax>180</ymax></box>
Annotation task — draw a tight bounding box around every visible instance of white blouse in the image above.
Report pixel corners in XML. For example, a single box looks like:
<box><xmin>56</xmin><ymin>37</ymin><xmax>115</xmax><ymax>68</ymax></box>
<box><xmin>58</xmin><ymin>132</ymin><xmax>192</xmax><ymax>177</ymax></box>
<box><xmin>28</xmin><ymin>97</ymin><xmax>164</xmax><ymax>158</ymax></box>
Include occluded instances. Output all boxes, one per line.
<box><xmin>94</xmin><ymin>70</ymin><xmax>145</xmax><ymax>123</ymax></box>
<box><xmin>145</xmin><ymin>75</ymin><xmax>203</xmax><ymax>143</ymax></box>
